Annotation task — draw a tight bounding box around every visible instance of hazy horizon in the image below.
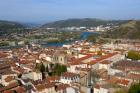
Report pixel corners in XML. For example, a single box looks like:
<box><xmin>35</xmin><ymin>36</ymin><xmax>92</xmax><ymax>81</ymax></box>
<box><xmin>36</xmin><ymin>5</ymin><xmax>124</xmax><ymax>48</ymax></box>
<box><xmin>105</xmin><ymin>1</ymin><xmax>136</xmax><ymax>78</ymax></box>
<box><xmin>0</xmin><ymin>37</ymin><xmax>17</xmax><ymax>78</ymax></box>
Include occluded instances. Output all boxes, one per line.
<box><xmin>0</xmin><ymin>0</ymin><xmax>140</xmax><ymax>23</ymax></box>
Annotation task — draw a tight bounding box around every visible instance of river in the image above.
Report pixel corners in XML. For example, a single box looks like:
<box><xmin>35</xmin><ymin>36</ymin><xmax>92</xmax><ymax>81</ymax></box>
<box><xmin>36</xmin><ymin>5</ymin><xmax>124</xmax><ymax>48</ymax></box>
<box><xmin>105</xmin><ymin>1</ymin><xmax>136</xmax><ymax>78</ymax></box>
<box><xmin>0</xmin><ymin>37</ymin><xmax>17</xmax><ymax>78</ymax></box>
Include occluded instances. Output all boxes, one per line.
<box><xmin>42</xmin><ymin>31</ymin><xmax>99</xmax><ymax>47</ymax></box>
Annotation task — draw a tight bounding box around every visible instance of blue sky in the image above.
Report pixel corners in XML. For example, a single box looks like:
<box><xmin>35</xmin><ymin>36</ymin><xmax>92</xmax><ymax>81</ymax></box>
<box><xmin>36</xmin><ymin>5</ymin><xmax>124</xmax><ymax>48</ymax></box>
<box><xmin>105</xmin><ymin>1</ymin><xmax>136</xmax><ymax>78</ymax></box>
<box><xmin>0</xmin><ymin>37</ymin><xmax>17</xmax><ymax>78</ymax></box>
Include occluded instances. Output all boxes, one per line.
<box><xmin>0</xmin><ymin>0</ymin><xmax>140</xmax><ymax>23</ymax></box>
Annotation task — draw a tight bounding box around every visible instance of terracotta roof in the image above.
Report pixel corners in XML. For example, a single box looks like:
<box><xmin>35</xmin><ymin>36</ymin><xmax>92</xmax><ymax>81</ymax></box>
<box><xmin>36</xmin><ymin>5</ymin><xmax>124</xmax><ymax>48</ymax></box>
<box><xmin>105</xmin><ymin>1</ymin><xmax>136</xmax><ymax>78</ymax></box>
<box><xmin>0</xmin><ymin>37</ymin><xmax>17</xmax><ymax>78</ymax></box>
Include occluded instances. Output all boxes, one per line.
<box><xmin>5</xmin><ymin>76</ymin><xmax>15</xmax><ymax>82</ymax></box>
<box><xmin>0</xmin><ymin>52</ymin><xmax>8</xmax><ymax>58</ymax></box>
<box><xmin>13</xmin><ymin>86</ymin><xmax>26</xmax><ymax>93</ymax></box>
<box><xmin>19</xmin><ymin>60</ymin><xmax>34</xmax><ymax>64</ymax></box>
<box><xmin>62</xmin><ymin>72</ymin><xmax>79</xmax><ymax>78</ymax></box>
<box><xmin>87</xmin><ymin>61</ymin><xmax>98</xmax><ymax>65</ymax></box>
<box><xmin>55</xmin><ymin>84</ymin><xmax>69</xmax><ymax>91</ymax></box>
<box><xmin>108</xmin><ymin>76</ymin><xmax>130</xmax><ymax>86</ymax></box>
<box><xmin>47</xmin><ymin>76</ymin><xmax>60</xmax><ymax>83</ymax></box>
<box><xmin>32</xmin><ymin>79</ymin><xmax>47</xmax><ymax>85</ymax></box>
<box><xmin>3</xmin><ymin>90</ymin><xmax>14</xmax><ymax>93</ymax></box>
<box><xmin>100</xmin><ymin>60</ymin><xmax>111</xmax><ymax>64</ymax></box>
<box><xmin>13</xmin><ymin>67</ymin><xmax>25</xmax><ymax>73</ymax></box>
<box><xmin>127</xmin><ymin>73</ymin><xmax>140</xmax><ymax>79</ymax></box>
<box><xmin>0</xmin><ymin>63</ymin><xmax>10</xmax><ymax>70</ymax></box>
<box><xmin>108</xmin><ymin>76</ymin><xmax>119</xmax><ymax>84</ymax></box>
<box><xmin>45</xmin><ymin>83</ymin><xmax>55</xmax><ymax>88</ymax></box>
<box><xmin>76</xmin><ymin>54</ymin><xmax>93</xmax><ymax>62</ymax></box>
<box><xmin>35</xmin><ymin>84</ymin><xmax>46</xmax><ymax>91</ymax></box>
<box><xmin>117</xmin><ymin>79</ymin><xmax>130</xmax><ymax>86</ymax></box>
<box><xmin>0</xmin><ymin>82</ymin><xmax>19</xmax><ymax>92</ymax></box>
<box><xmin>87</xmin><ymin>53</ymin><xmax>118</xmax><ymax>65</ymax></box>
<box><xmin>75</xmin><ymin>67</ymin><xmax>91</xmax><ymax>72</ymax></box>
<box><xmin>70</xmin><ymin>54</ymin><xmax>93</xmax><ymax>64</ymax></box>
<box><xmin>69</xmin><ymin>61</ymin><xmax>86</xmax><ymax>65</ymax></box>
<box><xmin>112</xmin><ymin>60</ymin><xmax>140</xmax><ymax>69</ymax></box>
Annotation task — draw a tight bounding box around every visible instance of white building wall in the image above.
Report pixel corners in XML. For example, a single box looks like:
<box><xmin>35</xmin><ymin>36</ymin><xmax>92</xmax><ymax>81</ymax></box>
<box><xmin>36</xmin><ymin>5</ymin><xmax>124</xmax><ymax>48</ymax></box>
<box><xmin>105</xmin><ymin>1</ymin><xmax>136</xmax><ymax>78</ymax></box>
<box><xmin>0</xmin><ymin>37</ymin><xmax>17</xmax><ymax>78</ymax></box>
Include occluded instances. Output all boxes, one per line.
<box><xmin>100</xmin><ymin>88</ymin><xmax>109</xmax><ymax>93</ymax></box>
<box><xmin>66</xmin><ymin>87</ymin><xmax>76</xmax><ymax>93</ymax></box>
<box><xmin>94</xmin><ymin>88</ymin><xmax>109</xmax><ymax>93</ymax></box>
<box><xmin>108</xmin><ymin>68</ymin><xmax>122</xmax><ymax>75</ymax></box>
<box><xmin>94</xmin><ymin>88</ymin><xmax>100</xmax><ymax>93</ymax></box>
<box><xmin>99</xmin><ymin>64</ymin><xmax>110</xmax><ymax>70</ymax></box>
<box><xmin>60</xmin><ymin>77</ymin><xmax>79</xmax><ymax>84</ymax></box>
<box><xmin>23</xmin><ymin>72</ymin><xmax>42</xmax><ymax>81</ymax></box>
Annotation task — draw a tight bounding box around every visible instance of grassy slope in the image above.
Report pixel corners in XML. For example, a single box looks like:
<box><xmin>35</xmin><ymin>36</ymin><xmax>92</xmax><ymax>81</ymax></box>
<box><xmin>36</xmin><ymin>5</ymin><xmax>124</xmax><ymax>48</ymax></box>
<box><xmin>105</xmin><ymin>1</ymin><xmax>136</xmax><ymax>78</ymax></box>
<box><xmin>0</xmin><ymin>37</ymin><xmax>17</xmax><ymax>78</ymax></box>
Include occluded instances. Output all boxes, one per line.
<box><xmin>104</xmin><ymin>20</ymin><xmax>140</xmax><ymax>39</ymax></box>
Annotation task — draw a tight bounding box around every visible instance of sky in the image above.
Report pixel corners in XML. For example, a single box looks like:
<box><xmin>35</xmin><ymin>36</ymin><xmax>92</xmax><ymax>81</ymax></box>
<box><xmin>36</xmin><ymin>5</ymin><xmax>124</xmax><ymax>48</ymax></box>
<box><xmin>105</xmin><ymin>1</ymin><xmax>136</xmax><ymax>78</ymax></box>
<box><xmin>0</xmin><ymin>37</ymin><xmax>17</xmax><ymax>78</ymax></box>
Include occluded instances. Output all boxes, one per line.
<box><xmin>0</xmin><ymin>0</ymin><xmax>140</xmax><ymax>23</ymax></box>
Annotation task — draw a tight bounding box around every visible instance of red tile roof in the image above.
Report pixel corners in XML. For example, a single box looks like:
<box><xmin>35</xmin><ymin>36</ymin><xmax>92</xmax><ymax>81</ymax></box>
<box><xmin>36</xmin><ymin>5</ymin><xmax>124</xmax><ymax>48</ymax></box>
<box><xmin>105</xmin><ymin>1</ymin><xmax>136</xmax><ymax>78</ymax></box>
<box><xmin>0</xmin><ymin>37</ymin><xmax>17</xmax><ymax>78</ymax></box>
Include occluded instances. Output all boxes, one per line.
<box><xmin>69</xmin><ymin>54</ymin><xmax>93</xmax><ymax>65</ymax></box>
<box><xmin>87</xmin><ymin>53</ymin><xmax>118</xmax><ymax>65</ymax></box>
<box><xmin>100</xmin><ymin>60</ymin><xmax>111</xmax><ymax>64</ymax></box>
<box><xmin>77</xmin><ymin>54</ymin><xmax>93</xmax><ymax>62</ymax></box>
<box><xmin>75</xmin><ymin>67</ymin><xmax>91</xmax><ymax>72</ymax></box>
<box><xmin>5</xmin><ymin>76</ymin><xmax>15</xmax><ymax>82</ymax></box>
<box><xmin>0</xmin><ymin>52</ymin><xmax>8</xmax><ymax>58</ymax></box>
<box><xmin>55</xmin><ymin>84</ymin><xmax>69</xmax><ymax>91</ymax></box>
<box><xmin>69</xmin><ymin>61</ymin><xmax>86</xmax><ymax>65</ymax></box>
<box><xmin>47</xmin><ymin>76</ymin><xmax>60</xmax><ymax>83</ymax></box>
<box><xmin>13</xmin><ymin>67</ymin><xmax>25</xmax><ymax>73</ymax></box>
<box><xmin>117</xmin><ymin>79</ymin><xmax>130</xmax><ymax>86</ymax></box>
<box><xmin>3</xmin><ymin>90</ymin><xmax>13</xmax><ymax>93</ymax></box>
<box><xmin>45</xmin><ymin>83</ymin><xmax>55</xmax><ymax>88</ymax></box>
<box><xmin>35</xmin><ymin>84</ymin><xmax>46</xmax><ymax>91</ymax></box>
<box><xmin>13</xmin><ymin>86</ymin><xmax>26</xmax><ymax>93</ymax></box>
<box><xmin>62</xmin><ymin>72</ymin><xmax>79</xmax><ymax>78</ymax></box>
<box><xmin>0</xmin><ymin>82</ymin><xmax>19</xmax><ymax>92</ymax></box>
<box><xmin>127</xmin><ymin>73</ymin><xmax>140</xmax><ymax>79</ymax></box>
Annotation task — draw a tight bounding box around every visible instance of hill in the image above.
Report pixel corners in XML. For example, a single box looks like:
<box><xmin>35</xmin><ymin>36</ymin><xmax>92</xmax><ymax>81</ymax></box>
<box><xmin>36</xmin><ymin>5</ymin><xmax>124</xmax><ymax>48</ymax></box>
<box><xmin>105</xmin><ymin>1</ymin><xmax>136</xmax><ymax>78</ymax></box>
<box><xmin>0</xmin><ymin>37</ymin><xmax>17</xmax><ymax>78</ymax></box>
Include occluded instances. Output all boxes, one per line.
<box><xmin>42</xmin><ymin>18</ymin><xmax>124</xmax><ymax>28</ymax></box>
<box><xmin>104</xmin><ymin>20</ymin><xmax>140</xmax><ymax>39</ymax></box>
<box><xmin>0</xmin><ymin>20</ymin><xmax>25</xmax><ymax>35</ymax></box>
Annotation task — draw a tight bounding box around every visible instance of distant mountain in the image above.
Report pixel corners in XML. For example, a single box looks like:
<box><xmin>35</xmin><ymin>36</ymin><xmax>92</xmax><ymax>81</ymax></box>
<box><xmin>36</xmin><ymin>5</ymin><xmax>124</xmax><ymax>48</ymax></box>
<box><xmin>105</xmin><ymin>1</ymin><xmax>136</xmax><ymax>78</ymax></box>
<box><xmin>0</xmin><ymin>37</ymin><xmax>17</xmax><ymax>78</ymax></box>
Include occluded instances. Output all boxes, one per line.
<box><xmin>0</xmin><ymin>20</ymin><xmax>25</xmax><ymax>35</ymax></box>
<box><xmin>23</xmin><ymin>22</ymin><xmax>42</xmax><ymax>28</ymax></box>
<box><xmin>104</xmin><ymin>20</ymin><xmax>140</xmax><ymax>39</ymax></box>
<box><xmin>41</xmin><ymin>18</ymin><xmax>125</xmax><ymax>28</ymax></box>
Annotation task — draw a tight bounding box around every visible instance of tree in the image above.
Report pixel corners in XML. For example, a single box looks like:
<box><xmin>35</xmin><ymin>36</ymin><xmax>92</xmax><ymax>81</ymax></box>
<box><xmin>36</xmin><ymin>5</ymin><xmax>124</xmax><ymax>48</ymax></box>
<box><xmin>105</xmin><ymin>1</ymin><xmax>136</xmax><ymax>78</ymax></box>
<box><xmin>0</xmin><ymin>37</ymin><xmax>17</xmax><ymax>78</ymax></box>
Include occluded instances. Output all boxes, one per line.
<box><xmin>98</xmin><ymin>38</ymin><xmax>106</xmax><ymax>44</ymax></box>
<box><xmin>86</xmin><ymin>35</ymin><xmax>96</xmax><ymax>43</ymax></box>
<box><xmin>127</xmin><ymin>51</ymin><xmax>140</xmax><ymax>60</ymax></box>
<box><xmin>128</xmin><ymin>83</ymin><xmax>140</xmax><ymax>93</ymax></box>
<box><xmin>49</xmin><ymin>63</ymin><xmax>67</xmax><ymax>76</ymax></box>
<box><xmin>35</xmin><ymin>63</ymin><xmax>40</xmax><ymax>71</ymax></box>
<box><xmin>45</xmin><ymin>65</ymin><xmax>49</xmax><ymax>72</ymax></box>
<box><xmin>50</xmin><ymin>63</ymin><xmax>54</xmax><ymax>68</ymax></box>
<box><xmin>97</xmin><ymin>51</ymin><xmax>102</xmax><ymax>56</ymax></box>
<box><xmin>61</xmin><ymin>65</ymin><xmax>67</xmax><ymax>72</ymax></box>
<box><xmin>40</xmin><ymin>63</ymin><xmax>45</xmax><ymax>72</ymax></box>
<box><xmin>18</xmin><ymin>74</ymin><xmax>22</xmax><ymax>78</ymax></box>
<box><xmin>115</xmin><ymin>89</ymin><xmax>126</xmax><ymax>93</ymax></box>
<box><xmin>40</xmin><ymin>63</ymin><xmax>46</xmax><ymax>79</ymax></box>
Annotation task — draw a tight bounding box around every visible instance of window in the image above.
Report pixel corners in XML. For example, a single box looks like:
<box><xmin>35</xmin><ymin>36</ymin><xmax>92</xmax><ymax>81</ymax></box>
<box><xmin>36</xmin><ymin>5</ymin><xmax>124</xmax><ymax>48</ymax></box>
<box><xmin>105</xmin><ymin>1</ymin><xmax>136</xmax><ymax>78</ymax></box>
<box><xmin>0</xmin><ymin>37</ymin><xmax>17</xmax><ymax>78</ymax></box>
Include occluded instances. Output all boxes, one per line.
<box><xmin>61</xmin><ymin>57</ymin><xmax>63</xmax><ymax>61</ymax></box>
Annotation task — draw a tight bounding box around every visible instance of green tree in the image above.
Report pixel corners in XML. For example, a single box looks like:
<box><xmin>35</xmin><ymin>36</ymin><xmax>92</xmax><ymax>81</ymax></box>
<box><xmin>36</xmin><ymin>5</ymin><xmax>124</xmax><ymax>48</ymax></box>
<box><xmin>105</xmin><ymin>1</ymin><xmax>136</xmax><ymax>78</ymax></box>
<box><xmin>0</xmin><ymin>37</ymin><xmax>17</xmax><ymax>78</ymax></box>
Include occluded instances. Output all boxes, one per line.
<box><xmin>35</xmin><ymin>63</ymin><xmax>40</xmax><ymax>71</ymax></box>
<box><xmin>98</xmin><ymin>38</ymin><xmax>106</xmax><ymax>44</ymax></box>
<box><xmin>0</xmin><ymin>42</ymin><xmax>9</xmax><ymax>47</ymax></box>
<box><xmin>128</xmin><ymin>83</ymin><xmax>140</xmax><ymax>93</ymax></box>
<box><xmin>40</xmin><ymin>63</ymin><xmax>46</xmax><ymax>79</ymax></box>
<box><xmin>40</xmin><ymin>63</ymin><xmax>45</xmax><ymax>72</ymax></box>
<box><xmin>45</xmin><ymin>65</ymin><xmax>49</xmax><ymax>72</ymax></box>
<box><xmin>86</xmin><ymin>35</ymin><xmax>96</xmax><ymax>43</ymax></box>
<box><xmin>127</xmin><ymin>51</ymin><xmax>140</xmax><ymax>60</ymax></box>
<box><xmin>50</xmin><ymin>63</ymin><xmax>54</xmax><ymax>68</ymax></box>
<box><xmin>50</xmin><ymin>63</ymin><xmax>67</xmax><ymax>76</ymax></box>
<box><xmin>115</xmin><ymin>89</ymin><xmax>126</xmax><ymax>93</ymax></box>
<box><xmin>61</xmin><ymin>65</ymin><xmax>67</xmax><ymax>73</ymax></box>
